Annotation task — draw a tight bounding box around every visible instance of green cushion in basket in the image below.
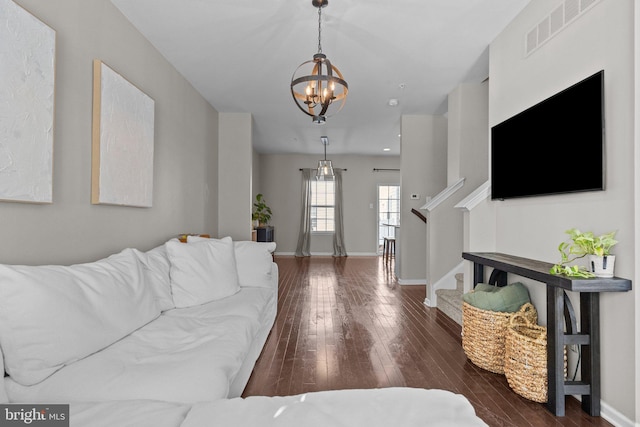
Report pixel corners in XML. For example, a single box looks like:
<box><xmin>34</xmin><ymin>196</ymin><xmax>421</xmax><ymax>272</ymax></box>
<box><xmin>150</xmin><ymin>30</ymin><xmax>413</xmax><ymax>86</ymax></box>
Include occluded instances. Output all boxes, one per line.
<box><xmin>462</xmin><ymin>282</ymin><xmax>530</xmax><ymax>313</ymax></box>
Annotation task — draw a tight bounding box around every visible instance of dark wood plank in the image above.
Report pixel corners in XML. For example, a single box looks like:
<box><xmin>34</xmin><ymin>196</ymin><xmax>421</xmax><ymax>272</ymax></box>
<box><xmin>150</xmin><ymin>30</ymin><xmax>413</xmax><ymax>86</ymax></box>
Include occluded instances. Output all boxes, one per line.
<box><xmin>243</xmin><ymin>256</ymin><xmax>613</xmax><ymax>427</ymax></box>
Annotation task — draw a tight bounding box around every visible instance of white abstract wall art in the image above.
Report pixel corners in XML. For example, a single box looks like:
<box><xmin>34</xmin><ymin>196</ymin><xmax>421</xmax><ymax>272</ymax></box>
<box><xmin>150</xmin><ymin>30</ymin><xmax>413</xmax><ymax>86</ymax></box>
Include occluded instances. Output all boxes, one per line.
<box><xmin>92</xmin><ymin>60</ymin><xmax>155</xmax><ymax>208</ymax></box>
<box><xmin>0</xmin><ymin>0</ymin><xmax>55</xmax><ymax>203</ymax></box>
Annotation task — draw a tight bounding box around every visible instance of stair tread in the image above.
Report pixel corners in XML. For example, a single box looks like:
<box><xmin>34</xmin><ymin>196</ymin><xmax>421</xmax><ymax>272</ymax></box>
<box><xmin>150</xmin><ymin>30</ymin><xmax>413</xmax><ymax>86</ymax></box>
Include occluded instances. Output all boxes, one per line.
<box><xmin>436</xmin><ymin>274</ymin><xmax>464</xmax><ymax>325</ymax></box>
<box><xmin>435</xmin><ymin>288</ymin><xmax>463</xmax><ymax>297</ymax></box>
<box><xmin>437</xmin><ymin>299</ymin><xmax>462</xmax><ymax>325</ymax></box>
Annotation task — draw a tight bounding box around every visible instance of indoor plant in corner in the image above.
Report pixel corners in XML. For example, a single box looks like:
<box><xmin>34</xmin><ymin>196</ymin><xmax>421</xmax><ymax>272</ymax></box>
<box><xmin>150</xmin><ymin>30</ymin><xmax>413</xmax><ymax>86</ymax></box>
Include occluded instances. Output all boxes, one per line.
<box><xmin>252</xmin><ymin>193</ymin><xmax>274</xmax><ymax>242</ymax></box>
<box><xmin>550</xmin><ymin>228</ymin><xmax>618</xmax><ymax>278</ymax></box>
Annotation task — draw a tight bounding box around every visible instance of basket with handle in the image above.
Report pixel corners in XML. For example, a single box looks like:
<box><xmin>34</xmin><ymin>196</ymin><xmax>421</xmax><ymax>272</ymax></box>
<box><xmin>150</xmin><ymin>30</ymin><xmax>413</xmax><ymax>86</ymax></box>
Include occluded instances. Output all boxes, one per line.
<box><xmin>462</xmin><ymin>302</ymin><xmax>537</xmax><ymax>375</ymax></box>
<box><xmin>504</xmin><ymin>305</ymin><xmax>549</xmax><ymax>402</ymax></box>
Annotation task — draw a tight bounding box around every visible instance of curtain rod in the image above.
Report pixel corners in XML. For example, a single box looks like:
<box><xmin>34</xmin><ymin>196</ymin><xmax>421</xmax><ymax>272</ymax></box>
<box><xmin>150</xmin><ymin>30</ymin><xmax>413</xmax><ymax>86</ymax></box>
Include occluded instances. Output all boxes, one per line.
<box><xmin>299</xmin><ymin>168</ymin><xmax>347</xmax><ymax>171</ymax></box>
<box><xmin>373</xmin><ymin>168</ymin><xmax>400</xmax><ymax>172</ymax></box>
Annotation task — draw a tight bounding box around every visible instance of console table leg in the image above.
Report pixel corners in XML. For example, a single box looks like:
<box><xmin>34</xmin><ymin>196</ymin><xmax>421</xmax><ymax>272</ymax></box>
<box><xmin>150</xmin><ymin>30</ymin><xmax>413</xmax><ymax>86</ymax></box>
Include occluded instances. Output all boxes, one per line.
<box><xmin>547</xmin><ymin>285</ymin><xmax>566</xmax><ymax>416</ymax></box>
<box><xmin>472</xmin><ymin>263</ymin><xmax>484</xmax><ymax>287</ymax></box>
<box><xmin>580</xmin><ymin>292</ymin><xmax>600</xmax><ymax>416</ymax></box>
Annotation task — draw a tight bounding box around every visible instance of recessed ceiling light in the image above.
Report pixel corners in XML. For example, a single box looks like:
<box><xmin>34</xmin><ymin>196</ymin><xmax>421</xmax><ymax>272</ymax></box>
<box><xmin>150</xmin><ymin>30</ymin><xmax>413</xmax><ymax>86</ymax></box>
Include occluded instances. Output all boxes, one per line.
<box><xmin>383</xmin><ymin>148</ymin><xmax>391</xmax><ymax>152</ymax></box>
<box><xmin>387</xmin><ymin>99</ymin><xmax>399</xmax><ymax>107</ymax></box>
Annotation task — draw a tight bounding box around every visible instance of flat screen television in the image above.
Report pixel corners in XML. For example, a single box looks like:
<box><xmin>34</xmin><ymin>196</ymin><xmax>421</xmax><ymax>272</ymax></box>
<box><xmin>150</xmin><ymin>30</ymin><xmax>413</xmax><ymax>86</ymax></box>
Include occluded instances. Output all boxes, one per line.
<box><xmin>491</xmin><ymin>70</ymin><xmax>605</xmax><ymax>200</ymax></box>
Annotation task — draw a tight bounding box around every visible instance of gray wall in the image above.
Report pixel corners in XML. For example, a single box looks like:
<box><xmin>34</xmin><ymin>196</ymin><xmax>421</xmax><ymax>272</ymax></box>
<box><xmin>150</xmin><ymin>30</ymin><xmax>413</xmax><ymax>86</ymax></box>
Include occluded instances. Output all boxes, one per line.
<box><xmin>452</xmin><ymin>82</ymin><xmax>489</xmax><ymax>190</ymax></box>
<box><xmin>218</xmin><ymin>113</ymin><xmax>252</xmax><ymax>240</ymax></box>
<box><xmin>257</xmin><ymin>153</ymin><xmax>400</xmax><ymax>255</ymax></box>
<box><xmin>490</xmin><ymin>0</ymin><xmax>637</xmax><ymax>421</ymax></box>
<box><xmin>3</xmin><ymin>0</ymin><xmax>219</xmax><ymax>265</ymax></box>
<box><xmin>399</xmin><ymin>115</ymin><xmax>447</xmax><ymax>282</ymax></box>
<box><xmin>426</xmin><ymin>81</ymin><xmax>489</xmax><ymax>295</ymax></box>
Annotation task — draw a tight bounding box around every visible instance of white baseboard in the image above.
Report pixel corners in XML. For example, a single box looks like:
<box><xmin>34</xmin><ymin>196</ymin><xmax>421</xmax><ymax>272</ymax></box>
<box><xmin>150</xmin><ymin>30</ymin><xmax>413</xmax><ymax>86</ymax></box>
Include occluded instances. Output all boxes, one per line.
<box><xmin>347</xmin><ymin>252</ymin><xmax>379</xmax><ymax>256</ymax></box>
<box><xmin>569</xmin><ymin>395</ymin><xmax>635</xmax><ymax>427</ymax></box>
<box><xmin>274</xmin><ymin>252</ymin><xmax>379</xmax><ymax>257</ymax></box>
<box><xmin>397</xmin><ymin>279</ymin><xmax>426</xmax><ymax>286</ymax></box>
<box><xmin>600</xmin><ymin>399</ymin><xmax>636</xmax><ymax>427</ymax></box>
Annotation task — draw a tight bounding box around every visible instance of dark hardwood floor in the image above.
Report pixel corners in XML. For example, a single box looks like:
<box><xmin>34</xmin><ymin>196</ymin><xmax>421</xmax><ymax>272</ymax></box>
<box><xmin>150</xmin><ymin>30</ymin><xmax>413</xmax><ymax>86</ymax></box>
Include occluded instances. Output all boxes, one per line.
<box><xmin>243</xmin><ymin>256</ymin><xmax>613</xmax><ymax>427</ymax></box>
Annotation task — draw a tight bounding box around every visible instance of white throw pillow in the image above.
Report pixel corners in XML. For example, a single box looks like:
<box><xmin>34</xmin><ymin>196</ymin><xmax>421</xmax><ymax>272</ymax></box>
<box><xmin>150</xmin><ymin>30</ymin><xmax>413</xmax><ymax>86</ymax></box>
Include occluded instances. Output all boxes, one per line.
<box><xmin>133</xmin><ymin>241</ymin><xmax>177</xmax><ymax>312</ymax></box>
<box><xmin>233</xmin><ymin>241</ymin><xmax>276</xmax><ymax>288</ymax></box>
<box><xmin>166</xmin><ymin>237</ymin><xmax>240</xmax><ymax>308</ymax></box>
<box><xmin>0</xmin><ymin>248</ymin><xmax>161</xmax><ymax>386</ymax></box>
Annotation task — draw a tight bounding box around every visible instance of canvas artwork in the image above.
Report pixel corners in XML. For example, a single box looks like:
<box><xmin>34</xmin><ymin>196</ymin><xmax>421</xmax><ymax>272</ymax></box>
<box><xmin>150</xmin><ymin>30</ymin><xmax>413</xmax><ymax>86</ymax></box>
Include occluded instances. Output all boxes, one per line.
<box><xmin>0</xmin><ymin>0</ymin><xmax>55</xmax><ymax>203</ymax></box>
<box><xmin>92</xmin><ymin>60</ymin><xmax>155</xmax><ymax>207</ymax></box>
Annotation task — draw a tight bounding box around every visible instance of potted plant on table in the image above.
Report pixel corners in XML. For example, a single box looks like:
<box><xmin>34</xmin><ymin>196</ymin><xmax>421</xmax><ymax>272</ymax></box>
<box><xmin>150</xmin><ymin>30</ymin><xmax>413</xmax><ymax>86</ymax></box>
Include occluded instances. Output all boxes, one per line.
<box><xmin>252</xmin><ymin>193</ymin><xmax>274</xmax><ymax>242</ymax></box>
<box><xmin>550</xmin><ymin>228</ymin><xmax>618</xmax><ymax>278</ymax></box>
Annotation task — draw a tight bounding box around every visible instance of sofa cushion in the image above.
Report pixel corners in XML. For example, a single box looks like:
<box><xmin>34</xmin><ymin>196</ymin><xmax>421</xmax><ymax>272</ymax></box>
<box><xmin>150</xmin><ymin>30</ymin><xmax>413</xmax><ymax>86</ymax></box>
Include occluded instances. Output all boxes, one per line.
<box><xmin>166</xmin><ymin>237</ymin><xmax>240</xmax><ymax>308</ymax></box>
<box><xmin>0</xmin><ymin>248</ymin><xmax>161</xmax><ymax>386</ymax></box>
<box><xmin>462</xmin><ymin>282</ymin><xmax>530</xmax><ymax>313</ymax></box>
<box><xmin>233</xmin><ymin>241</ymin><xmax>276</xmax><ymax>288</ymax></box>
<box><xmin>186</xmin><ymin>237</ymin><xmax>276</xmax><ymax>289</ymax></box>
<box><xmin>70</xmin><ymin>401</ymin><xmax>191</xmax><ymax>427</ymax></box>
<box><xmin>181</xmin><ymin>388</ymin><xmax>486</xmax><ymax>427</ymax></box>
<box><xmin>5</xmin><ymin>287</ymin><xmax>277</xmax><ymax>404</ymax></box>
<box><xmin>134</xmin><ymin>241</ymin><xmax>177</xmax><ymax>312</ymax></box>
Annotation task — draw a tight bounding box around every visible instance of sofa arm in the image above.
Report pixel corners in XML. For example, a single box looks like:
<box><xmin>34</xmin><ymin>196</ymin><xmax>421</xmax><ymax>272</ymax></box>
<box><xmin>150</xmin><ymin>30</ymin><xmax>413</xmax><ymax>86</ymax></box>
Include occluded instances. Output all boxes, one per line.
<box><xmin>269</xmin><ymin>263</ymin><xmax>279</xmax><ymax>292</ymax></box>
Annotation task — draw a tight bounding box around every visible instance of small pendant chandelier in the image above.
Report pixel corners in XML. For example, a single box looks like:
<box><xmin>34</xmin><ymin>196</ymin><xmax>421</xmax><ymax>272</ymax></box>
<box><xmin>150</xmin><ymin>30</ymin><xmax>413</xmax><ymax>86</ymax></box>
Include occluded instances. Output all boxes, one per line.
<box><xmin>316</xmin><ymin>136</ymin><xmax>334</xmax><ymax>181</ymax></box>
<box><xmin>291</xmin><ymin>0</ymin><xmax>348</xmax><ymax>125</ymax></box>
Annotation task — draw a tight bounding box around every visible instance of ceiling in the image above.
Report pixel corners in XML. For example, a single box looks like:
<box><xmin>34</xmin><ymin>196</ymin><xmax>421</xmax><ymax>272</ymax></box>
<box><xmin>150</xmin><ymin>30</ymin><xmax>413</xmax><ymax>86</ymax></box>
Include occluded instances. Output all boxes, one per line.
<box><xmin>110</xmin><ymin>0</ymin><xmax>530</xmax><ymax>156</ymax></box>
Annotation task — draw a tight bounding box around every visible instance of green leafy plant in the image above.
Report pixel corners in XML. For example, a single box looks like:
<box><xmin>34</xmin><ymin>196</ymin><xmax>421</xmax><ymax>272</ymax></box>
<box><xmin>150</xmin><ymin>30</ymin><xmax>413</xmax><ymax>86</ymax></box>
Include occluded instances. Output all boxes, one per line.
<box><xmin>252</xmin><ymin>193</ymin><xmax>272</xmax><ymax>227</ymax></box>
<box><xmin>550</xmin><ymin>228</ymin><xmax>618</xmax><ymax>277</ymax></box>
<box><xmin>549</xmin><ymin>263</ymin><xmax>596</xmax><ymax>278</ymax></box>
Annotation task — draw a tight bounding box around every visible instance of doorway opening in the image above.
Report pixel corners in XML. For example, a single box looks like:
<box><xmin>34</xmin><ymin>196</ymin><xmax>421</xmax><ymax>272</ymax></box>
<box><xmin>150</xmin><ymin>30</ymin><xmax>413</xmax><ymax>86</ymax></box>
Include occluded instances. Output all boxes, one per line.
<box><xmin>377</xmin><ymin>184</ymin><xmax>400</xmax><ymax>254</ymax></box>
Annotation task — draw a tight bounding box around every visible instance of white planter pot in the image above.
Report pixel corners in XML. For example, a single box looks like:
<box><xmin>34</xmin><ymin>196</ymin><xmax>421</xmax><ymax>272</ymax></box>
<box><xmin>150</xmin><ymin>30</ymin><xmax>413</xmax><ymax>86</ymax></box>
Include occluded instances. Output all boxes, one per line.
<box><xmin>588</xmin><ymin>255</ymin><xmax>615</xmax><ymax>278</ymax></box>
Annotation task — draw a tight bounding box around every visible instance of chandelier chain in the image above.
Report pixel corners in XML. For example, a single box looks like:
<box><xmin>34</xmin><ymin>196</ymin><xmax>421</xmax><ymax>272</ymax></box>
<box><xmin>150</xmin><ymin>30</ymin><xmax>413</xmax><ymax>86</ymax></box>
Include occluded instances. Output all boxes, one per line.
<box><xmin>317</xmin><ymin>6</ymin><xmax>322</xmax><ymax>54</ymax></box>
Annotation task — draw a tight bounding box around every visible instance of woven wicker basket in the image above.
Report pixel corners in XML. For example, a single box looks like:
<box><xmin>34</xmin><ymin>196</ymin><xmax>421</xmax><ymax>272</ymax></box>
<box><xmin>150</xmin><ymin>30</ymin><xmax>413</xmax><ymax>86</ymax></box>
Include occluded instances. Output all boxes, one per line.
<box><xmin>462</xmin><ymin>302</ymin><xmax>537</xmax><ymax>375</ymax></box>
<box><xmin>504</xmin><ymin>309</ymin><xmax>548</xmax><ymax>402</ymax></box>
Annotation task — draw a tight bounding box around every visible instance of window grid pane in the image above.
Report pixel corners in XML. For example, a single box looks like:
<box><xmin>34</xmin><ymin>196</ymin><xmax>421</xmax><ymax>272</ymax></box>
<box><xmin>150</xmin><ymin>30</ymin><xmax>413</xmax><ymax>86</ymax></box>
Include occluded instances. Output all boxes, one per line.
<box><xmin>311</xmin><ymin>181</ymin><xmax>335</xmax><ymax>232</ymax></box>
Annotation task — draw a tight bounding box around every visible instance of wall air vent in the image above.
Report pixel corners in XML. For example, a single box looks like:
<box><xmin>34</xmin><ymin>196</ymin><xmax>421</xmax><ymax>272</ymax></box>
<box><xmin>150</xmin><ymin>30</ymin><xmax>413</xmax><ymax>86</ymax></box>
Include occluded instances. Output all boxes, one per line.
<box><xmin>525</xmin><ymin>0</ymin><xmax>600</xmax><ymax>57</ymax></box>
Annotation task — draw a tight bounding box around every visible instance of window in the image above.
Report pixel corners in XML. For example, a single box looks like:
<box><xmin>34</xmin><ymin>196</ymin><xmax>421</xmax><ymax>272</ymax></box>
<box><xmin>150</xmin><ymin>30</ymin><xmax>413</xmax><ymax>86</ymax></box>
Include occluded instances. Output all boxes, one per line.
<box><xmin>311</xmin><ymin>180</ymin><xmax>335</xmax><ymax>232</ymax></box>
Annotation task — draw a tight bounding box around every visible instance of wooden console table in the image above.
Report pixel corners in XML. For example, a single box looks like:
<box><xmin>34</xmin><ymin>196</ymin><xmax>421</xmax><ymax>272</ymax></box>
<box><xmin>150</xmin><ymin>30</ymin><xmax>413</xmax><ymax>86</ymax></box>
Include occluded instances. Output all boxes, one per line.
<box><xmin>461</xmin><ymin>252</ymin><xmax>632</xmax><ymax>417</ymax></box>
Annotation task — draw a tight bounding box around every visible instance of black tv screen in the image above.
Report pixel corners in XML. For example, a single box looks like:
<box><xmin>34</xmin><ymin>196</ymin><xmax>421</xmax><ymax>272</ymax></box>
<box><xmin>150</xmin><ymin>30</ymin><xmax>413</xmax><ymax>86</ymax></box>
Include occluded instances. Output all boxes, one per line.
<box><xmin>491</xmin><ymin>70</ymin><xmax>605</xmax><ymax>200</ymax></box>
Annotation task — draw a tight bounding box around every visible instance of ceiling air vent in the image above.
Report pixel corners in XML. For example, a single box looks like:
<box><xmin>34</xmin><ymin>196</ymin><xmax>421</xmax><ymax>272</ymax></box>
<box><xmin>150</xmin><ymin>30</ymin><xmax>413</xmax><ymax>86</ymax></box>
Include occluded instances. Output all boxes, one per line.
<box><xmin>550</xmin><ymin>5</ymin><xmax>564</xmax><ymax>34</ymax></box>
<box><xmin>564</xmin><ymin>0</ymin><xmax>580</xmax><ymax>23</ymax></box>
<box><xmin>580</xmin><ymin>0</ymin><xmax>597</xmax><ymax>12</ymax></box>
<box><xmin>524</xmin><ymin>0</ymin><xmax>601</xmax><ymax>57</ymax></box>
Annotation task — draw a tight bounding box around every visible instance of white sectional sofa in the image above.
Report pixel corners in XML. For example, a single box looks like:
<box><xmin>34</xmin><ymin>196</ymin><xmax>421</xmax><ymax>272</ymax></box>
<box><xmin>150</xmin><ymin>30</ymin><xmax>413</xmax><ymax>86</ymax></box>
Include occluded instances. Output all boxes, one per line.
<box><xmin>0</xmin><ymin>236</ymin><xmax>487</xmax><ymax>426</ymax></box>
<box><xmin>0</xmin><ymin>237</ymin><xmax>277</xmax><ymax>402</ymax></box>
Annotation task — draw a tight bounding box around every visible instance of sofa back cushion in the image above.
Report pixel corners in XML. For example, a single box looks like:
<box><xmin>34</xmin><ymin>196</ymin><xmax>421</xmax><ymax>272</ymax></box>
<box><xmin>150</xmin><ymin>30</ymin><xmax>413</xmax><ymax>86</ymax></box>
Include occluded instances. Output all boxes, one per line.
<box><xmin>233</xmin><ymin>241</ymin><xmax>276</xmax><ymax>288</ymax></box>
<box><xmin>134</xmin><ymin>241</ymin><xmax>176</xmax><ymax>312</ymax></box>
<box><xmin>0</xmin><ymin>248</ymin><xmax>161</xmax><ymax>386</ymax></box>
<box><xmin>186</xmin><ymin>237</ymin><xmax>276</xmax><ymax>289</ymax></box>
<box><xmin>166</xmin><ymin>237</ymin><xmax>240</xmax><ymax>308</ymax></box>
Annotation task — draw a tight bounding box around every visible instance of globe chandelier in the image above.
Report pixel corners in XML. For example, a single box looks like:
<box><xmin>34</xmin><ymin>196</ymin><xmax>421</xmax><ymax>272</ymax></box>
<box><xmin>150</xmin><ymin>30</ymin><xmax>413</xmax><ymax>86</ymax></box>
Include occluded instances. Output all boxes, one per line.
<box><xmin>290</xmin><ymin>0</ymin><xmax>348</xmax><ymax>125</ymax></box>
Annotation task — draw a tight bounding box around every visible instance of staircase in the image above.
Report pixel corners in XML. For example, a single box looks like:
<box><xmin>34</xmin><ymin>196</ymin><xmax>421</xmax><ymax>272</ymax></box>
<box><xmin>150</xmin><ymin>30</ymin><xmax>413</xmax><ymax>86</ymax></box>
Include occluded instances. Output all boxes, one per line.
<box><xmin>436</xmin><ymin>273</ymin><xmax>463</xmax><ymax>325</ymax></box>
